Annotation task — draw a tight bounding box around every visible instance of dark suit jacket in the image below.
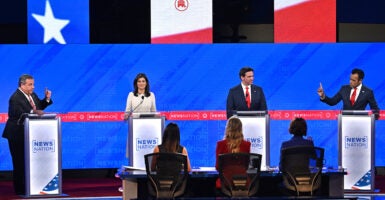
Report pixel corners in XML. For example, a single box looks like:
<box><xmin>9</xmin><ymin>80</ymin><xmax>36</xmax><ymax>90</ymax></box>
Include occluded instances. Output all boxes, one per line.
<box><xmin>226</xmin><ymin>84</ymin><xmax>267</xmax><ymax>119</ymax></box>
<box><xmin>280</xmin><ymin>135</ymin><xmax>314</xmax><ymax>150</ymax></box>
<box><xmin>321</xmin><ymin>85</ymin><xmax>380</xmax><ymax>119</ymax></box>
<box><xmin>2</xmin><ymin>89</ymin><xmax>53</xmax><ymax>139</ymax></box>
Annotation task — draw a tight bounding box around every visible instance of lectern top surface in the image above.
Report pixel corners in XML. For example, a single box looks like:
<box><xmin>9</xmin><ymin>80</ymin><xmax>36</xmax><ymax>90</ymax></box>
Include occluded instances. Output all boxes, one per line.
<box><xmin>341</xmin><ymin>110</ymin><xmax>370</xmax><ymax>115</ymax></box>
<box><xmin>27</xmin><ymin>113</ymin><xmax>57</xmax><ymax>119</ymax></box>
<box><xmin>235</xmin><ymin>110</ymin><xmax>267</xmax><ymax>116</ymax></box>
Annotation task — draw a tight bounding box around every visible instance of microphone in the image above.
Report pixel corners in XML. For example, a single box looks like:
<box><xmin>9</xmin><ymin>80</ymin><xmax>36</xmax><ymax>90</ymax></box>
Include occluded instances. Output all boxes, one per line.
<box><xmin>128</xmin><ymin>96</ymin><xmax>145</xmax><ymax>117</ymax></box>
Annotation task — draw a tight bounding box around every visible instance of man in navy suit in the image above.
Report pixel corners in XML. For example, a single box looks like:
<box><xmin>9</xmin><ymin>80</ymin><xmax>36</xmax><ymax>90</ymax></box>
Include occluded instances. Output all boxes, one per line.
<box><xmin>2</xmin><ymin>74</ymin><xmax>53</xmax><ymax>195</ymax></box>
<box><xmin>226</xmin><ymin>67</ymin><xmax>267</xmax><ymax>119</ymax></box>
<box><xmin>317</xmin><ymin>68</ymin><xmax>380</xmax><ymax>120</ymax></box>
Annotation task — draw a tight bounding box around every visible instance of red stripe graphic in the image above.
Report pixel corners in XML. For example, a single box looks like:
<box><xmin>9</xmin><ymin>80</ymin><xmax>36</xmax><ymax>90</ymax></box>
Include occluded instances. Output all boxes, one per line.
<box><xmin>0</xmin><ymin>110</ymin><xmax>382</xmax><ymax>123</ymax></box>
<box><xmin>151</xmin><ymin>28</ymin><xmax>212</xmax><ymax>44</ymax></box>
<box><xmin>275</xmin><ymin>0</ymin><xmax>336</xmax><ymax>43</ymax></box>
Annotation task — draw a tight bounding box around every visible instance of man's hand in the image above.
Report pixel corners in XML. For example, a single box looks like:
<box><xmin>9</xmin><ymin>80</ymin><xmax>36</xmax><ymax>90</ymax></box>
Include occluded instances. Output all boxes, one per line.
<box><xmin>317</xmin><ymin>82</ymin><xmax>325</xmax><ymax>99</ymax></box>
<box><xmin>45</xmin><ymin>87</ymin><xmax>52</xmax><ymax>101</ymax></box>
<box><xmin>34</xmin><ymin>109</ymin><xmax>45</xmax><ymax>116</ymax></box>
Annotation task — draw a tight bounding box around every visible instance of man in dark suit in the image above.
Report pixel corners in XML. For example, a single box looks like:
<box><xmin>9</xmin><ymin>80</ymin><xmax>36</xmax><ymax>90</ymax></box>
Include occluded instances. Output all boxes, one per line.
<box><xmin>2</xmin><ymin>74</ymin><xmax>53</xmax><ymax>195</ymax></box>
<box><xmin>226</xmin><ymin>67</ymin><xmax>267</xmax><ymax>119</ymax></box>
<box><xmin>317</xmin><ymin>68</ymin><xmax>380</xmax><ymax>120</ymax></box>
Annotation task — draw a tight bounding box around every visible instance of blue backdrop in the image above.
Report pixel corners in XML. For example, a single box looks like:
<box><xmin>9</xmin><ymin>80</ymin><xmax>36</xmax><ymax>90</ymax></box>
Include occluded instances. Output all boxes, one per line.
<box><xmin>1</xmin><ymin>43</ymin><xmax>384</xmax><ymax>170</ymax></box>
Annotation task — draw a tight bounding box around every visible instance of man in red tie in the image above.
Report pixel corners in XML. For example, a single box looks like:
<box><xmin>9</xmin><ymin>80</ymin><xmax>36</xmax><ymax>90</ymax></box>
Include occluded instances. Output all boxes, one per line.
<box><xmin>2</xmin><ymin>74</ymin><xmax>53</xmax><ymax>195</ymax></box>
<box><xmin>226</xmin><ymin>67</ymin><xmax>268</xmax><ymax>119</ymax></box>
<box><xmin>317</xmin><ymin>68</ymin><xmax>380</xmax><ymax>120</ymax></box>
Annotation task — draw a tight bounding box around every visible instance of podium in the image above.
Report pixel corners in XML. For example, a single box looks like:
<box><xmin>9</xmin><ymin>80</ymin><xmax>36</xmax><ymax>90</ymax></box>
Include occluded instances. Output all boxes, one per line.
<box><xmin>234</xmin><ymin>111</ymin><xmax>270</xmax><ymax>170</ymax></box>
<box><xmin>128</xmin><ymin>112</ymin><xmax>165</xmax><ymax>169</ymax></box>
<box><xmin>24</xmin><ymin>113</ymin><xmax>63</xmax><ymax>197</ymax></box>
<box><xmin>338</xmin><ymin>110</ymin><xmax>375</xmax><ymax>191</ymax></box>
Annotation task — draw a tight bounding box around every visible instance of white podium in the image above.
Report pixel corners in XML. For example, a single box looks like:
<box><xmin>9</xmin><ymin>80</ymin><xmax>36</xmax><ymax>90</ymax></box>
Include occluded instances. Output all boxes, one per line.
<box><xmin>24</xmin><ymin>113</ymin><xmax>62</xmax><ymax>197</ymax></box>
<box><xmin>338</xmin><ymin>110</ymin><xmax>375</xmax><ymax>191</ymax></box>
<box><xmin>128</xmin><ymin>112</ymin><xmax>165</xmax><ymax>169</ymax></box>
<box><xmin>234</xmin><ymin>111</ymin><xmax>270</xmax><ymax>170</ymax></box>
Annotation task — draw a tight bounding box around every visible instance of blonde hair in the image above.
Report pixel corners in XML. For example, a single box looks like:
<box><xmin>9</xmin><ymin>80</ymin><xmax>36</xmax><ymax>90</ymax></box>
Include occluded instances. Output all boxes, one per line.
<box><xmin>224</xmin><ymin>117</ymin><xmax>244</xmax><ymax>153</ymax></box>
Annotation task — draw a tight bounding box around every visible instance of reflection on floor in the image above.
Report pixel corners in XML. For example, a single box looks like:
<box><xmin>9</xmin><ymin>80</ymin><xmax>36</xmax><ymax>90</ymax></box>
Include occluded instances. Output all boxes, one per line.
<box><xmin>346</xmin><ymin>194</ymin><xmax>385</xmax><ymax>200</ymax></box>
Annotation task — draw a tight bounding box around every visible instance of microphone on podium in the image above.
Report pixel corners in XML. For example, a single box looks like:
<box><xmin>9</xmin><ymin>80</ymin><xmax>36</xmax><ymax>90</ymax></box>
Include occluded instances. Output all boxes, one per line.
<box><xmin>126</xmin><ymin>96</ymin><xmax>145</xmax><ymax>119</ymax></box>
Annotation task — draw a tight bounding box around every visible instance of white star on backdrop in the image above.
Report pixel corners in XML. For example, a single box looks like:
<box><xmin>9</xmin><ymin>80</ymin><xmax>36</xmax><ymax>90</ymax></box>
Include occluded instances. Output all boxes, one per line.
<box><xmin>32</xmin><ymin>0</ymin><xmax>70</xmax><ymax>44</ymax></box>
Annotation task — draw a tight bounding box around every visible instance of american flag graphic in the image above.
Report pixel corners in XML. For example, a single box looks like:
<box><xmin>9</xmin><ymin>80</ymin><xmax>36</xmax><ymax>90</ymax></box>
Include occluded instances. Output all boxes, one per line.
<box><xmin>40</xmin><ymin>174</ymin><xmax>59</xmax><ymax>194</ymax></box>
<box><xmin>351</xmin><ymin>170</ymin><xmax>371</xmax><ymax>190</ymax></box>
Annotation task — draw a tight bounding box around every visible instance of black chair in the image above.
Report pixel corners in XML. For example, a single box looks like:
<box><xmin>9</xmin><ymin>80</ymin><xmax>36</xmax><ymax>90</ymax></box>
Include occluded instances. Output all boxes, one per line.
<box><xmin>280</xmin><ymin>146</ymin><xmax>324</xmax><ymax>196</ymax></box>
<box><xmin>144</xmin><ymin>152</ymin><xmax>188</xmax><ymax>198</ymax></box>
<box><xmin>217</xmin><ymin>152</ymin><xmax>262</xmax><ymax>197</ymax></box>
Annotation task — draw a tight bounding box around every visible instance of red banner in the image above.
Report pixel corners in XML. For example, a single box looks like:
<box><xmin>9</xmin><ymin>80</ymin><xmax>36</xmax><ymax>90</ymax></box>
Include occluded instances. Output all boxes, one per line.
<box><xmin>0</xmin><ymin>110</ymin><xmax>382</xmax><ymax>123</ymax></box>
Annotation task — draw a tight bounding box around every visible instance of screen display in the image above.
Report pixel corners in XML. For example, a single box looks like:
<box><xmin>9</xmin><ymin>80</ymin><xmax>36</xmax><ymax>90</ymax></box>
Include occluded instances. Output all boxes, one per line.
<box><xmin>1</xmin><ymin>43</ymin><xmax>384</xmax><ymax>170</ymax></box>
<box><xmin>151</xmin><ymin>0</ymin><xmax>212</xmax><ymax>43</ymax></box>
<box><xmin>274</xmin><ymin>0</ymin><xmax>336</xmax><ymax>43</ymax></box>
<box><xmin>28</xmin><ymin>0</ymin><xmax>89</xmax><ymax>44</ymax></box>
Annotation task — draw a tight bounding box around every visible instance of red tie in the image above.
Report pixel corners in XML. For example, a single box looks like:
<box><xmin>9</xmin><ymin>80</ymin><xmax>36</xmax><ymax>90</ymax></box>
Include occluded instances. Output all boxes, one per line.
<box><xmin>350</xmin><ymin>88</ymin><xmax>357</xmax><ymax>105</ymax></box>
<box><xmin>245</xmin><ymin>86</ymin><xmax>251</xmax><ymax>108</ymax></box>
<box><xmin>28</xmin><ymin>95</ymin><xmax>36</xmax><ymax>110</ymax></box>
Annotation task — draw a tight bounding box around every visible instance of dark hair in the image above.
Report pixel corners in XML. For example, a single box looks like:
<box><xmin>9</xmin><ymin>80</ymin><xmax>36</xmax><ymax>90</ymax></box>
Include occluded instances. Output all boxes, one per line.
<box><xmin>351</xmin><ymin>68</ymin><xmax>364</xmax><ymax>80</ymax></box>
<box><xmin>18</xmin><ymin>74</ymin><xmax>33</xmax><ymax>87</ymax></box>
<box><xmin>289</xmin><ymin>117</ymin><xmax>307</xmax><ymax>136</ymax></box>
<box><xmin>239</xmin><ymin>67</ymin><xmax>254</xmax><ymax>78</ymax></box>
<box><xmin>133</xmin><ymin>73</ymin><xmax>151</xmax><ymax>97</ymax></box>
<box><xmin>161</xmin><ymin>123</ymin><xmax>181</xmax><ymax>153</ymax></box>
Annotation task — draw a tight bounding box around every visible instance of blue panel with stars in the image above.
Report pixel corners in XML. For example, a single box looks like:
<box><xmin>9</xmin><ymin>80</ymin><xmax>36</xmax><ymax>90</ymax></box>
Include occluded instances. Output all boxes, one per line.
<box><xmin>28</xmin><ymin>0</ymin><xmax>89</xmax><ymax>44</ymax></box>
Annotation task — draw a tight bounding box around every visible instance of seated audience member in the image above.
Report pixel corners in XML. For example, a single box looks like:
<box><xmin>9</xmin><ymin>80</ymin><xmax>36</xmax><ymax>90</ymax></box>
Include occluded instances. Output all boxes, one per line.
<box><xmin>279</xmin><ymin>117</ymin><xmax>314</xmax><ymax>170</ymax></box>
<box><xmin>153</xmin><ymin>122</ymin><xmax>191</xmax><ymax>172</ymax></box>
<box><xmin>215</xmin><ymin>117</ymin><xmax>251</xmax><ymax>189</ymax></box>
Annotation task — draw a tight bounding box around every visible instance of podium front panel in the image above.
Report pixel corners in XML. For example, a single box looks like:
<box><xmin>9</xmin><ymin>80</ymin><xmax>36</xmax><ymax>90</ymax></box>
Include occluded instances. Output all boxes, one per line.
<box><xmin>129</xmin><ymin>116</ymin><xmax>164</xmax><ymax>169</ymax></box>
<box><xmin>238</xmin><ymin>115</ymin><xmax>270</xmax><ymax>170</ymax></box>
<box><xmin>25</xmin><ymin>117</ymin><xmax>62</xmax><ymax>196</ymax></box>
<box><xmin>339</xmin><ymin>114</ymin><xmax>374</xmax><ymax>191</ymax></box>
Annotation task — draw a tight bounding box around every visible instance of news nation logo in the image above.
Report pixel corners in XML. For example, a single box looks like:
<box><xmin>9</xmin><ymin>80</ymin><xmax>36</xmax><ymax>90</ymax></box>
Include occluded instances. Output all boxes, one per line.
<box><xmin>246</xmin><ymin>137</ymin><xmax>263</xmax><ymax>149</ymax></box>
<box><xmin>344</xmin><ymin>136</ymin><xmax>368</xmax><ymax>149</ymax></box>
<box><xmin>136</xmin><ymin>138</ymin><xmax>159</xmax><ymax>151</ymax></box>
<box><xmin>175</xmin><ymin>0</ymin><xmax>189</xmax><ymax>11</ymax></box>
<box><xmin>32</xmin><ymin>140</ymin><xmax>55</xmax><ymax>153</ymax></box>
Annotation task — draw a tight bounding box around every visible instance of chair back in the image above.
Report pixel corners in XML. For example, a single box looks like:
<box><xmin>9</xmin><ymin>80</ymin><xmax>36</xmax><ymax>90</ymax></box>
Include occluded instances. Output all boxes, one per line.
<box><xmin>218</xmin><ymin>152</ymin><xmax>262</xmax><ymax>197</ymax></box>
<box><xmin>280</xmin><ymin>146</ymin><xmax>324</xmax><ymax>196</ymax></box>
<box><xmin>144</xmin><ymin>152</ymin><xmax>188</xmax><ymax>198</ymax></box>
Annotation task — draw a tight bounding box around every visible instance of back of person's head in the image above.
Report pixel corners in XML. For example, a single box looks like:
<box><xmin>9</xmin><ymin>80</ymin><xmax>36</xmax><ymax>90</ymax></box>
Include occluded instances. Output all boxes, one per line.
<box><xmin>161</xmin><ymin>123</ymin><xmax>181</xmax><ymax>153</ymax></box>
<box><xmin>289</xmin><ymin>117</ymin><xmax>307</xmax><ymax>136</ymax></box>
<box><xmin>225</xmin><ymin>117</ymin><xmax>244</xmax><ymax>152</ymax></box>
<box><xmin>351</xmin><ymin>68</ymin><xmax>364</xmax><ymax>80</ymax></box>
<box><xmin>133</xmin><ymin>73</ymin><xmax>151</xmax><ymax>97</ymax></box>
<box><xmin>239</xmin><ymin>67</ymin><xmax>254</xmax><ymax>78</ymax></box>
